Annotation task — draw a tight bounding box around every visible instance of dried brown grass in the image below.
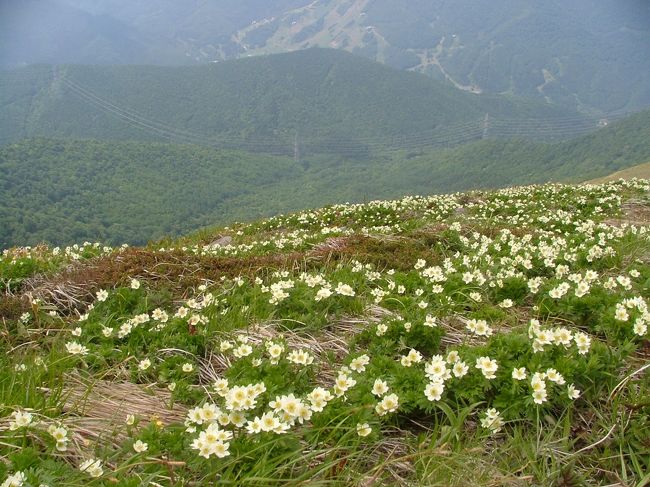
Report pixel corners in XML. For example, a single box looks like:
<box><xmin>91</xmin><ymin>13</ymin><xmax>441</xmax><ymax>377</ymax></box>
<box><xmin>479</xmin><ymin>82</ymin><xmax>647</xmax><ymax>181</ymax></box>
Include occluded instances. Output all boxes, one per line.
<box><xmin>200</xmin><ymin>305</ymin><xmax>395</xmax><ymax>385</ymax></box>
<box><xmin>20</xmin><ymin>248</ymin><xmax>329</xmax><ymax>312</ymax></box>
<box><xmin>62</xmin><ymin>374</ymin><xmax>187</xmax><ymax>427</ymax></box>
<box><xmin>0</xmin><ymin>375</ymin><xmax>188</xmax><ymax>466</ymax></box>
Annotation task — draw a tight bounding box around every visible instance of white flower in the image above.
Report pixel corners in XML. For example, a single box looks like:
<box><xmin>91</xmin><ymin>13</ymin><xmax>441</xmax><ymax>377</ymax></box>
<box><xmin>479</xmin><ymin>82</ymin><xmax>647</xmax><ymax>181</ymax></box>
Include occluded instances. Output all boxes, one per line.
<box><xmin>573</xmin><ymin>332</ymin><xmax>591</xmax><ymax>354</ymax></box>
<box><xmin>615</xmin><ymin>306</ymin><xmax>629</xmax><ymax>321</ymax></box>
<box><xmin>480</xmin><ymin>408</ymin><xmax>504</xmax><ymax>434</ymax></box>
<box><xmin>213</xmin><ymin>378</ymin><xmax>229</xmax><ymax>395</ymax></box>
<box><xmin>425</xmin><ymin>355</ymin><xmax>448</xmax><ymax>380</ymax></box>
<box><xmin>499</xmin><ymin>299</ymin><xmax>513</xmax><ymax>308</ymax></box>
<box><xmin>71</xmin><ymin>327</ymin><xmax>82</xmax><ymax>336</ymax></box>
<box><xmin>307</xmin><ymin>387</ymin><xmax>333</xmax><ymax>412</ymax></box>
<box><xmin>1</xmin><ymin>471</ymin><xmax>26</xmax><ymax>487</ymax></box>
<box><xmin>65</xmin><ymin>341</ymin><xmax>88</xmax><ymax>356</ymax></box>
<box><xmin>130</xmin><ymin>278</ymin><xmax>141</xmax><ymax>289</ymax></box>
<box><xmin>315</xmin><ymin>286</ymin><xmax>333</xmax><ymax>301</ymax></box>
<box><xmin>349</xmin><ymin>354</ymin><xmax>370</xmax><ymax>373</ymax></box>
<box><xmin>532</xmin><ymin>389</ymin><xmax>547</xmax><ymax>404</ymax></box>
<box><xmin>79</xmin><ymin>459</ymin><xmax>103</xmax><ymax>478</ymax></box>
<box><xmin>475</xmin><ymin>356</ymin><xmax>498</xmax><ymax>379</ymax></box>
<box><xmin>356</xmin><ymin>422</ymin><xmax>372</xmax><ymax>437</ymax></box>
<box><xmin>446</xmin><ymin>350</ymin><xmax>459</xmax><ymax>363</ymax></box>
<box><xmin>133</xmin><ymin>440</ymin><xmax>148</xmax><ymax>453</ymax></box>
<box><xmin>287</xmin><ymin>349</ymin><xmax>314</xmax><ymax>366</ymax></box>
<box><xmin>545</xmin><ymin>368</ymin><xmax>565</xmax><ymax>385</ymax></box>
<box><xmin>95</xmin><ymin>289</ymin><xmax>109</xmax><ymax>302</ymax></box>
<box><xmin>335</xmin><ymin>282</ymin><xmax>355</xmax><ymax>297</ymax></box>
<box><xmin>452</xmin><ymin>361</ymin><xmax>469</xmax><ymax>378</ymax></box>
<box><xmin>424</xmin><ymin>315</ymin><xmax>437</xmax><ymax>327</ymax></box>
<box><xmin>549</xmin><ymin>283</ymin><xmax>569</xmax><ymax>299</ymax></box>
<box><xmin>567</xmin><ymin>384</ymin><xmax>581</xmax><ymax>400</ymax></box>
<box><xmin>469</xmin><ymin>292</ymin><xmax>482</xmax><ymax>302</ymax></box>
<box><xmin>467</xmin><ymin>319</ymin><xmax>493</xmax><ymax>337</ymax></box>
<box><xmin>553</xmin><ymin>327</ymin><xmax>573</xmax><ymax>347</ymax></box>
<box><xmin>182</xmin><ymin>363</ymin><xmax>194</xmax><ymax>373</ymax></box>
<box><xmin>574</xmin><ymin>281</ymin><xmax>590</xmax><ymax>297</ymax></box>
<box><xmin>125</xmin><ymin>414</ymin><xmax>135</xmax><ymax>425</ymax></box>
<box><xmin>400</xmin><ymin>349</ymin><xmax>423</xmax><ymax>368</ymax></box>
<box><xmin>245</xmin><ymin>417</ymin><xmax>263</xmax><ymax>434</ymax></box>
<box><xmin>424</xmin><ymin>381</ymin><xmax>444</xmax><ymax>401</ymax></box>
<box><xmin>152</xmin><ymin>308</ymin><xmax>168</xmax><ymax>322</ymax></box>
<box><xmin>48</xmin><ymin>424</ymin><xmax>68</xmax><ymax>445</ymax></box>
<box><xmin>333</xmin><ymin>372</ymin><xmax>356</xmax><ymax>396</ymax></box>
<box><xmin>372</xmin><ymin>378</ymin><xmax>389</xmax><ymax>397</ymax></box>
<box><xmin>233</xmin><ymin>344</ymin><xmax>253</xmax><ymax>358</ymax></box>
<box><xmin>375</xmin><ymin>393</ymin><xmax>399</xmax><ymax>416</ymax></box>
<box><xmin>633</xmin><ymin>319</ymin><xmax>647</xmax><ymax>336</ymax></box>
<box><xmin>9</xmin><ymin>411</ymin><xmax>33</xmax><ymax>430</ymax></box>
<box><xmin>138</xmin><ymin>358</ymin><xmax>151</xmax><ymax>370</ymax></box>
<box><xmin>512</xmin><ymin>367</ymin><xmax>527</xmax><ymax>380</ymax></box>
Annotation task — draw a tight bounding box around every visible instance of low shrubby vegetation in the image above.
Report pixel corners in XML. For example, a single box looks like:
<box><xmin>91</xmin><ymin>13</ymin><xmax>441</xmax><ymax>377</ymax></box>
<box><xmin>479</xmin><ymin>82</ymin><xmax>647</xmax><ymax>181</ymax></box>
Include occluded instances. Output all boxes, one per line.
<box><xmin>1</xmin><ymin>179</ymin><xmax>649</xmax><ymax>485</ymax></box>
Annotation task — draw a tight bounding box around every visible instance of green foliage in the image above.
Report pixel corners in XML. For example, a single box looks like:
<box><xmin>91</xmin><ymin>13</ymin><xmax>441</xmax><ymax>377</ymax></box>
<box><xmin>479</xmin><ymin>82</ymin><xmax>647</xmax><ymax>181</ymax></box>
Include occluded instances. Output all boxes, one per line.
<box><xmin>3</xmin><ymin>108</ymin><xmax>650</xmax><ymax>248</ymax></box>
<box><xmin>0</xmin><ymin>49</ymin><xmax>576</xmax><ymax>147</ymax></box>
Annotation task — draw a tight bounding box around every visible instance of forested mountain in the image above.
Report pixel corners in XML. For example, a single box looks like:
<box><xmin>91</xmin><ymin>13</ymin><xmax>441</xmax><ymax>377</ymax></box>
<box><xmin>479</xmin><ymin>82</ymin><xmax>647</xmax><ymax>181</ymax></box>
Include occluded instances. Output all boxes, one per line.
<box><xmin>0</xmin><ymin>49</ymin><xmax>585</xmax><ymax>152</ymax></box>
<box><xmin>2</xmin><ymin>0</ymin><xmax>648</xmax><ymax>114</ymax></box>
<box><xmin>2</xmin><ymin>109</ymin><xmax>649</xmax><ymax>248</ymax></box>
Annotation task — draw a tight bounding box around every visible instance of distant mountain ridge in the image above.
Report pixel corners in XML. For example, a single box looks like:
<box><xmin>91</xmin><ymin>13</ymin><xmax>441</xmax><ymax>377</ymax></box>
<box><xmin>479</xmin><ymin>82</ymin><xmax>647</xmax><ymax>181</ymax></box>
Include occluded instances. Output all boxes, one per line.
<box><xmin>0</xmin><ymin>49</ymin><xmax>588</xmax><ymax>154</ymax></box>
<box><xmin>2</xmin><ymin>0</ymin><xmax>649</xmax><ymax>114</ymax></box>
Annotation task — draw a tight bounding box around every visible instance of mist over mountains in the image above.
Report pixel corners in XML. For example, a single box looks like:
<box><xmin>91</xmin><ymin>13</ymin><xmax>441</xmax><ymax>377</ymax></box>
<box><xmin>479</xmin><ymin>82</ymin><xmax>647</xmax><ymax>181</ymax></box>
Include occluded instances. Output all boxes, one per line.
<box><xmin>2</xmin><ymin>0</ymin><xmax>649</xmax><ymax>114</ymax></box>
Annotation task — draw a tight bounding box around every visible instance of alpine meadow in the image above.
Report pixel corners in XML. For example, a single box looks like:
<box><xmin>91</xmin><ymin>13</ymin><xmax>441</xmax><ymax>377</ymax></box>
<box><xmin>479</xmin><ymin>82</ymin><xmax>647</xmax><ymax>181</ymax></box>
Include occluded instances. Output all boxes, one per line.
<box><xmin>1</xmin><ymin>2</ymin><xmax>649</xmax><ymax>486</ymax></box>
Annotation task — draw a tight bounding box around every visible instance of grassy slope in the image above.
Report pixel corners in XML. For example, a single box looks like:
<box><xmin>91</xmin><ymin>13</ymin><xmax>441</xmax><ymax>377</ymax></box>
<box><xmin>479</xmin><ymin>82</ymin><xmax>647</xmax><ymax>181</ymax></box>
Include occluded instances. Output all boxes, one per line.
<box><xmin>0</xmin><ymin>179</ymin><xmax>648</xmax><ymax>485</ymax></box>
<box><xmin>587</xmin><ymin>161</ymin><xmax>650</xmax><ymax>184</ymax></box>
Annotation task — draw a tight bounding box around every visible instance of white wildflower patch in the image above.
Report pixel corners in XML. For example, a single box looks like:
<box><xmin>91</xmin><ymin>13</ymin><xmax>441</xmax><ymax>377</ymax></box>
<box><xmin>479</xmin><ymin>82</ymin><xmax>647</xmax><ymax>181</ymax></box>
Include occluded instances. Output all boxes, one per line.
<box><xmin>3</xmin><ymin>179</ymin><xmax>650</xmax><ymax>482</ymax></box>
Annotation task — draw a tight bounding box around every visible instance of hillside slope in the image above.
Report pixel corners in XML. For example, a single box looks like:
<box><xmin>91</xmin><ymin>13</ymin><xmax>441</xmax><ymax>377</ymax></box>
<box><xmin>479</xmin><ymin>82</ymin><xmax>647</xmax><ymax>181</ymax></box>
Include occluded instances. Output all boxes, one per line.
<box><xmin>587</xmin><ymin>161</ymin><xmax>650</xmax><ymax>184</ymax></box>
<box><xmin>2</xmin><ymin>110</ymin><xmax>649</xmax><ymax>248</ymax></box>
<box><xmin>0</xmin><ymin>179</ymin><xmax>648</xmax><ymax>485</ymax></box>
<box><xmin>0</xmin><ymin>49</ymin><xmax>584</xmax><ymax>149</ymax></box>
<box><xmin>0</xmin><ymin>140</ymin><xmax>301</xmax><ymax>248</ymax></box>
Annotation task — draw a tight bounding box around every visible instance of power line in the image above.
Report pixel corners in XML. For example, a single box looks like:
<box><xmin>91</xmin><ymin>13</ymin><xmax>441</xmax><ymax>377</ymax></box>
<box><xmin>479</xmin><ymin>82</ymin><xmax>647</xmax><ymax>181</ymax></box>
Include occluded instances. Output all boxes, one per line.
<box><xmin>1</xmin><ymin>67</ymin><xmax>642</xmax><ymax>155</ymax></box>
